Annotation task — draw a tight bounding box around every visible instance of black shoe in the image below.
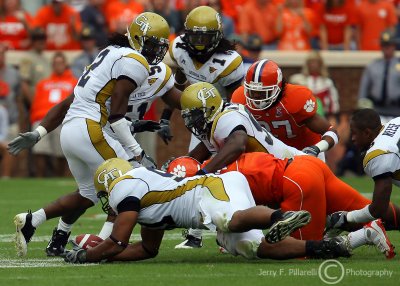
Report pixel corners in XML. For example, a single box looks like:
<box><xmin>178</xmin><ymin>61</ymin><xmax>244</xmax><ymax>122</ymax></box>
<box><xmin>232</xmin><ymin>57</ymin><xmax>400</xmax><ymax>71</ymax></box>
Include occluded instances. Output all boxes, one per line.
<box><xmin>310</xmin><ymin>236</ymin><xmax>352</xmax><ymax>259</ymax></box>
<box><xmin>265</xmin><ymin>210</ymin><xmax>311</xmax><ymax>243</ymax></box>
<box><xmin>175</xmin><ymin>232</ymin><xmax>203</xmax><ymax>249</ymax></box>
<box><xmin>46</xmin><ymin>228</ymin><xmax>70</xmax><ymax>256</ymax></box>
<box><xmin>14</xmin><ymin>210</ymin><xmax>36</xmax><ymax>257</ymax></box>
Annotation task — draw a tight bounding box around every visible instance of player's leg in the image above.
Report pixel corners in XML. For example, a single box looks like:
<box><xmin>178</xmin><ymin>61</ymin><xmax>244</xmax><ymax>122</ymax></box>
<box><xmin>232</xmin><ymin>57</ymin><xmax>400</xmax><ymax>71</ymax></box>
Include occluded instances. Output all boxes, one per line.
<box><xmin>280</xmin><ymin>156</ymin><xmax>327</xmax><ymax>240</ymax></box>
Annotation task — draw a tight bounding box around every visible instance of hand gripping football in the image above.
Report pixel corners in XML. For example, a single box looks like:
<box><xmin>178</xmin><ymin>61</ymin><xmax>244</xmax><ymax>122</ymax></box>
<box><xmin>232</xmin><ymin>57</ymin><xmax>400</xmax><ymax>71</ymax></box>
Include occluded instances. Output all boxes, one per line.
<box><xmin>75</xmin><ymin>234</ymin><xmax>103</xmax><ymax>249</ymax></box>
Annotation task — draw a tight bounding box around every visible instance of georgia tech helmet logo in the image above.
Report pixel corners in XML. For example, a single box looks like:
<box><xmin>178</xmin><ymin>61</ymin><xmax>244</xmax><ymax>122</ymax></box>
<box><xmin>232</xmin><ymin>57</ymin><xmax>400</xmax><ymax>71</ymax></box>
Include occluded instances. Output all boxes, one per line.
<box><xmin>135</xmin><ymin>15</ymin><xmax>151</xmax><ymax>35</ymax></box>
<box><xmin>197</xmin><ymin>87</ymin><xmax>217</xmax><ymax>101</ymax></box>
<box><xmin>97</xmin><ymin>168</ymin><xmax>123</xmax><ymax>185</ymax></box>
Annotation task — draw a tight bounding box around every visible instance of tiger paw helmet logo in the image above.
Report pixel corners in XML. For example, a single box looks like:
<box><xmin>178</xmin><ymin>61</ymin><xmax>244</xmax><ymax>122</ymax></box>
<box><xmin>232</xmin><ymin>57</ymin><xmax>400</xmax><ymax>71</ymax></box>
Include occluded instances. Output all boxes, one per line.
<box><xmin>171</xmin><ymin>164</ymin><xmax>187</xmax><ymax>178</ymax></box>
<box><xmin>304</xmin><ymin>99</ymin><xmax>315</xmax><ymax>112</ymax></box>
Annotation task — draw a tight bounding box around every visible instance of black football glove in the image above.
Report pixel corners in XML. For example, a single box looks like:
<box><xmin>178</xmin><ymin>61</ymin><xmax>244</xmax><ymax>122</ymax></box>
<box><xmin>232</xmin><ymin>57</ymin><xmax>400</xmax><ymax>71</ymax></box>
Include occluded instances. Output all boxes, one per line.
<box><xmin>157</xmin><ymin>119</ymin><xmax>173</xmax><ymax>145</ymax></box>
<box><xmin>302</xmin><ymin>145</ymin><xmax>320</xmax><ymax>157</ymax></box>
<box><xmin>130</xmin><ymin>120</ymin><xmax>161</xmax><ymax>134</ymax></box>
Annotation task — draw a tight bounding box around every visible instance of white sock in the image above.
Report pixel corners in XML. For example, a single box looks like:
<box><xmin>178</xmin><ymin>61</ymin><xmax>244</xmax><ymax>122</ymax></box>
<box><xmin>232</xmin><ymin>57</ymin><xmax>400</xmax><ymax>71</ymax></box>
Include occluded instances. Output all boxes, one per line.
<box><xmin>348</xmin><ymin>229</ymin><xmax>367</xmax><ymax>249</ymax></box>
<box><xmin>98</xmin><ymin>221</ymin><xmax>114</xmax><ymax>240</ymax></box>
<box><xmin>31</xmin><ymin>209</ymin><xmax>47</xmax><ymax>228</ymax></box>
<box><xmin>57</xmin><ymin>218</ymin><xmax>73</xmax><ymax>233</ymax></box>
<box><xmin>188</xmin><ymin>228</ymin><xmax>203</xmax><ymax>239</ymax></box>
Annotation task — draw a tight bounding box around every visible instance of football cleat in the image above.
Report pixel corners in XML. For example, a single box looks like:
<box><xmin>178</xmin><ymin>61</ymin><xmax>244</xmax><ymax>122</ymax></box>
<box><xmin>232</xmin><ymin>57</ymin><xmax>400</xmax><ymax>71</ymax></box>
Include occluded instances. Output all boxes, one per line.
<box><xmin>364</xmin><ymin>219</ymin><xmax>395</xmax><ymax>259</ymax></box>
<box><xmin>14</xmin><ymin>211</ymin><xmax>36</xmax><ymax>257</ymax></box>
<box><xmin>265</xmin><ymin>210</ymin><xmax>311</xmax><ymax>243</ymax></box>
<box><xmin>175</xmin><ymin>231</ymin><xmax>203</xmax><ymax>249</ymax></box>
<box><xmin>310</xmin><ymin>236</ymin><xmax>352</xmax><ymax>259</ymax></box>
<box><xmin>46</xmin><ymin>228</ymin><xmax>71</xmax><ymax>256</ymax></box>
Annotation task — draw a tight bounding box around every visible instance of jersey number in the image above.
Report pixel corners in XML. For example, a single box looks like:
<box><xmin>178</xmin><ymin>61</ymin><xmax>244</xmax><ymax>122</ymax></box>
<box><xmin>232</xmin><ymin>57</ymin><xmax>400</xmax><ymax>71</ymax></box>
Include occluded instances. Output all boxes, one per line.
<box><xmin>261</xmin><ymin>120</ymin><xmax>296</xmax><ymax>139</ymax></box>
<box><xmin>77</xmin><ymin>49</ymin><xmax>110</xmax><ymax>87</ymax></box>
<box><xmin>127</xmin><ymin>102</ymin><xmax>149</xmax><ymax>119</ymax></box>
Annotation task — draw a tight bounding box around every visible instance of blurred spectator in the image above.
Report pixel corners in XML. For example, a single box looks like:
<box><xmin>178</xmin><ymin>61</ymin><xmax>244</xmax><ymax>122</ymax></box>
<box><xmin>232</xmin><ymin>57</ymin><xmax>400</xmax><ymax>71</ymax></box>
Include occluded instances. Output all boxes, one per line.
<box><xmin>0</xmin><ymin>101</ymin><xmax>9</xmax><ymax>178</ymax></box>
<box><xmin>19</xmin><ymin>28</ymin><xmax>51</xmax><ymax>108</ymax></box>
<box><xmin>0</xmin><ymin>44</ymin><xmax>20</xmax><ymax>177</ymax></box>
<box><xmin>220</xmin><ymin>0</ymin><xmax>246</xmax><ymax>30</ymax></box>
<box><xmin>80</xmin><ymin>0</ymin><xmax>108</xmax><ymax>47</ymax></box>
<box><xmin>276</xmin><ymin>0</ymin><xmax>315</xmax><ymax>51</ymax></box>
<box><xmin>0</xmin><ymin>0</ymin><xmax>33</xmax><ymax>50</ymax></box>
<box><xmin>353</xmin><ymin>0</ymin><xmax>397</xmax><ymax>51</ymax></box>
<box><xmin>149</xmin><ymin>0</ymin><xmax>184</xmax><ymax>38</ymax></box>
<box><xmin>33</xmin><ymin>0</ymin><xmax>82</xmax><ymax>50</ymax></box>
<box><xmin>30</xmin><ymin>52</ymin><xmax>76</xmax><ymax>177</ymax></box>
<box><xmin>319</xmin><ymin>0</ymin><xmax>355</xmax><ymax>50</ymax></box>
<box><xmin>207</xmin><ymin>0</ymin><xmax>234</xmax><ymax>38</ymax></box>
<box><xmin>358</xmin><ymin>29</ymin><xmax>400</xmax><ymax>117</ymax></box>
<box><xmin>289</xmin><ymin>51</ymin><xmax>340</xmax><ymax>119</ymax></box>
<box><xmin>104</xmin><ymin>0</ymin><xmax>143</xmax><ymax>33</ymax></box>
<box><xmin>241</xmin><ymin>34</ymin><xmax>263</xmax><ymax>72</ymax></box>
<box><xmin>239</xmin><ymin>0</ymin><xmax>278</xmax><ymax>49</ymax></box>
<box><xmin>71</xmin><ymin>25</ymin><xmax>99</xmax><ymax>78</ymax></box>
<box><xmin>182</xmin><ymin>0</ymin><xmax>206</xmax><ymax>19</ymax></box>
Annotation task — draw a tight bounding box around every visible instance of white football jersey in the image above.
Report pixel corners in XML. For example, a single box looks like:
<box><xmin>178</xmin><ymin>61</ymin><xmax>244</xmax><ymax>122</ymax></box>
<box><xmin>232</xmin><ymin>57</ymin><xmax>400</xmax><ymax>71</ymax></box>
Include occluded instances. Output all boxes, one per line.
<box><xmin>363</xmin><ymin>117</ymin><xmax>400</xmax><ymax>187</ymax></box>
<box><xmin>206</xmin><ymin>104</ymin><xmax>304</xmax><ymax>159</ymax></box>
<box><xmin>170</xmin><ymin>36</ymin><xmax>244</xmax><ymax>97</ymax></box>
<box><xmin>64</xmin><ymin>46</ymin><xmax>149</xmax><ymax>126</ymax></box>
<box><xmin>106</xmin><ymin>62</ymin><xmax>174</xmax><ymax>121</ymax></box>
<box><xmin>108</xmin><ymin>167</ymin><xmax>230</xmax><ymax>230</ymax></box>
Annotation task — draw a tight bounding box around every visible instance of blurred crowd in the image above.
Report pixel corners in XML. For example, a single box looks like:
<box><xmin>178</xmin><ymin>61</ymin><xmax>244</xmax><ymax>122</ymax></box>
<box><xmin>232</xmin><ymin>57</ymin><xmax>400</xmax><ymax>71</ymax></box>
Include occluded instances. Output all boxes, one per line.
<box><xmin>2</xmin><ymin>0</ymin><xmax>400</xmax><ymax>52</ymax></box>
<box><xmin>1</xmin><ymin>0</ymin><xmax>400</xmax><ymax>178</ymax></box>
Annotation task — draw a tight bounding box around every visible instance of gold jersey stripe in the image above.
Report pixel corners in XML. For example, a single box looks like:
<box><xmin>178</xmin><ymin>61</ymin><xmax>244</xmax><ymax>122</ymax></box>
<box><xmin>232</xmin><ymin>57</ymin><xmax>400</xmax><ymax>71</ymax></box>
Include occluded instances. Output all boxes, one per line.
<box><xmin>96</xmin><ymin>79</ymin><xmax>115</xmax><ymax>126</ymax></box>
<box><xmin>246</xmin><ymin>136</ymin><xmax>268</xmax><ymax>153</ymax></box>
<box><xmin>86</xmin><ymin>119</ymin><xmax>117</xmax><ymax>160</ymax></box>
<box><xmin>124</xmin><ymin>53</ymin><xmax>150</xmax><ymax>72</ymax></box>
<box><xmin>109</xmin><ymin>175</ymin><xmax>134</xmax><ymax>194</ymax></box>
<box><xmin>141</xmin><ymin>176</ymin><xmax>229</xmax><ymax>208</ymax></box>
<box><xmin>363</xmin><ymin>149</ymin><xmax>389</xmax><ymax>168</ymax></box>
<box><xmin>154</xmin><ymin>64</ymin><xmax>173</xmax><ymax>95</ymax></box>
<box><xmin>212</xmin><ymin>56</ymin><xmax>243</xmax><ymax>83</ymax></box>
<box><xmin>211</xmin><ymin>109</ymin><xmax>233</xmax><ymax>143</ymax></box>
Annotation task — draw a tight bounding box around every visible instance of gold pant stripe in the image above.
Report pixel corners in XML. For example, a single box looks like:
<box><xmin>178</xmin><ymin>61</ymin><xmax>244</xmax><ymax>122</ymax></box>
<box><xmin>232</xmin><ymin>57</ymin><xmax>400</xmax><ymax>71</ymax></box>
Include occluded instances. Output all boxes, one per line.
<box><xmin>86</xmin><ymin>119</ymin><xmax>117</xmax><ymax>160</ymax></box>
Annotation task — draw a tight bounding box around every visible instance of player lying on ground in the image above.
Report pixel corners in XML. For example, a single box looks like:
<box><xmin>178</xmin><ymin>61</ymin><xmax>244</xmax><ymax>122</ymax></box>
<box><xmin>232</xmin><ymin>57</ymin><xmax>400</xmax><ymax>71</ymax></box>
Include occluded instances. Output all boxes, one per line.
<box><xmin>326</xmin><ymin>109</ymin><xmax>400</xmax><ymax>233</ymax></box>
<box><xmin>62</xmin><ymin>158</ymin><xmax>351</xmax><ymax>263</ymax></box>
<box><xmin>167</xmin><ymin>155</ymin><xmax>396</xmax><ymax>259</ymax></box>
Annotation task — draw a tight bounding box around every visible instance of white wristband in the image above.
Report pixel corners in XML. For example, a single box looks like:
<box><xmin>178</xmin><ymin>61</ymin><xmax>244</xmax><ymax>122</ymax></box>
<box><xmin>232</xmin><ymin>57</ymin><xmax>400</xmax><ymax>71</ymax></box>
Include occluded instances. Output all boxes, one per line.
<box><xmin>322</xmin><ymin>130</ymin><xmax>339</xmax><ymax>145</ymax></box>
<box><xmin>35</xmin><ymin>125</ymin><xmax>48</xmax><ymax>140</ymax></box>
<box><xmin>110</xmin><ymin>118</ymin><xmax>142</xmax><ymax>157</ymax></box>
<box><xmin>347</xmin><ymin>205</ymin><xmax>376</xmax><ymax>223</ymax></box>
<box><xmin>315</xmin><ymin>140</ymin><xmax>330</xmax><ymax>152</ymax></box>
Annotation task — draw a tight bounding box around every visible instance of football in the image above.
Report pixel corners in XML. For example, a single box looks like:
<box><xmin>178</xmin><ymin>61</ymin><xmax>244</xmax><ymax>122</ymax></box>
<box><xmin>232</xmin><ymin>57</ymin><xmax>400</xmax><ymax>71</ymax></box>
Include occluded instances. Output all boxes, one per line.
<box><xmin>75</xmin><ymin>234</ymin><xmax>103</xmax><ymax>249</ymax></box>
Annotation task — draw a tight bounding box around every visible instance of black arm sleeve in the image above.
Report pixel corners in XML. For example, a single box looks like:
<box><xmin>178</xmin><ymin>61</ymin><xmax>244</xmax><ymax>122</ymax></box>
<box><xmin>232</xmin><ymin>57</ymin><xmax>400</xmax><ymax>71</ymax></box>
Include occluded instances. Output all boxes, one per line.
<box><xmin>117</xmin><ymin>196</ymin><xmax>141</xmax><ymax>213</ymax></box>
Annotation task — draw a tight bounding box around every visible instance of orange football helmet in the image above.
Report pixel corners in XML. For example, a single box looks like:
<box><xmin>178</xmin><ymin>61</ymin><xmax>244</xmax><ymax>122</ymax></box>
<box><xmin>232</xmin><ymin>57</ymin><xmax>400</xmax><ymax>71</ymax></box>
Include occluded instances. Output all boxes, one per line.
<box><xmin>166</xmin><ymin>156</ymin><xmax>201</xmax><ymax>178</ymax></box>
<box><xmin>244</xmin><ymin>59</ymin><xmax>283</xmax><ymax>110</ymax></box>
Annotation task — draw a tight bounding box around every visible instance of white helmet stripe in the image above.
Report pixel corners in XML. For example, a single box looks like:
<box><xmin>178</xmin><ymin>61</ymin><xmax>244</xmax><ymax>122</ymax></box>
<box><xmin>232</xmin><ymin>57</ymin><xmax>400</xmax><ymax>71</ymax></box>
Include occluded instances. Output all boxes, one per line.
<box><xmin>254</xmin><ymin>59</ymin><xmax>269</xmax><ymax>83</ymax></box>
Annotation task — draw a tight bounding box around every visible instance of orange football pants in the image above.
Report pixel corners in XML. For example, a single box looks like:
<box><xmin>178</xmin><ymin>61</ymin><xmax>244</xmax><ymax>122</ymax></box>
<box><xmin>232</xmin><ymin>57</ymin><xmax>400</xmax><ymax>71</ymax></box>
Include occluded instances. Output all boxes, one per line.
<box><xmin>280</xmin><ymin>156</ymin><xmax>371</xmax><ymax>240</ymax></box>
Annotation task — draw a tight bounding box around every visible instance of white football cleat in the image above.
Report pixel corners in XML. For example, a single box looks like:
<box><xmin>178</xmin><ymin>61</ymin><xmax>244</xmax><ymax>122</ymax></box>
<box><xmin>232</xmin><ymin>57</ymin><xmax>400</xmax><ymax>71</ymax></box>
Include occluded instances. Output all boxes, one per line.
<box><xmin>14</xmin><ymin>211</ymin><xmax>36</xmax><ymax>257</ymax></box>
<box><xmin>364</xmin><ymin>219</ymin><xmax>395</xmax><ymax>259</ymax></box>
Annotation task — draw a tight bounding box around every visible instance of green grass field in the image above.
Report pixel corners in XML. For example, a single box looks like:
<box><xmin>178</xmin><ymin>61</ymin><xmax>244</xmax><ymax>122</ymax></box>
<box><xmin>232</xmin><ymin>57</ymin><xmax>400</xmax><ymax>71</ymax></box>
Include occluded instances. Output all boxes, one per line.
<box><xmin>0</xmin><ymin>177</ymin><xmax>399</xmax><ymax>286</ymax></box>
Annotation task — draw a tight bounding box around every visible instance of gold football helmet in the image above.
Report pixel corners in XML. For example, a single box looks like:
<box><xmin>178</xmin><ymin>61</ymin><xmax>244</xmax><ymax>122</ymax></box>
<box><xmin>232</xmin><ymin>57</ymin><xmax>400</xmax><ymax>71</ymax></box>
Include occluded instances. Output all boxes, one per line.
<box><xmin>183</xmin><ymin>6</ymin><xmax>223</xmax><ymax>56</ymax></box>
<box><xmin>127</xmin><ymin>12</ymin><xmax>170</xmax><ymax>64</ymax></box>
<box><xmin>180</xmin><ymin>82</ymin><xmax>224</xmax><ymax>136</ymax></box>
<box><xmin>94</xmin><ymin>158</ymin><xmax>133</xmax><ymax>213</ymax></box>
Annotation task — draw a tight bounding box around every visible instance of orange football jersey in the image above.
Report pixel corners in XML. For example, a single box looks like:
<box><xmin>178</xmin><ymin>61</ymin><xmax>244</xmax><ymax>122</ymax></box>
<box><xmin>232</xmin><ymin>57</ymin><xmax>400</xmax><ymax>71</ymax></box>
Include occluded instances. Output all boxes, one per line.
<box><xmin>202</xmin><ymin>153</ymin><xmax>287</xmax><ymax>206</ymax></box>
<box><xmin>231</xmin><ymin>84</ymin><xmax>321</xmax><ymax>150</ymax></box>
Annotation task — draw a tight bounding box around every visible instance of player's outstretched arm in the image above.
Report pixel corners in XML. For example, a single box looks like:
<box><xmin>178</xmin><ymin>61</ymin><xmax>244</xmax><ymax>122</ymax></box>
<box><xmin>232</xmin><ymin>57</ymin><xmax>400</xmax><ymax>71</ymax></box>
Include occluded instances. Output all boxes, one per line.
<box><xmin>199</xmin><ymin>130</ymin><xmax>247</xmax><ymax>174</ymax></box>
<box><xmin>7</xmin><ymin>94</ymin><xmax>74</xmax><ymax>155</ymax></box>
